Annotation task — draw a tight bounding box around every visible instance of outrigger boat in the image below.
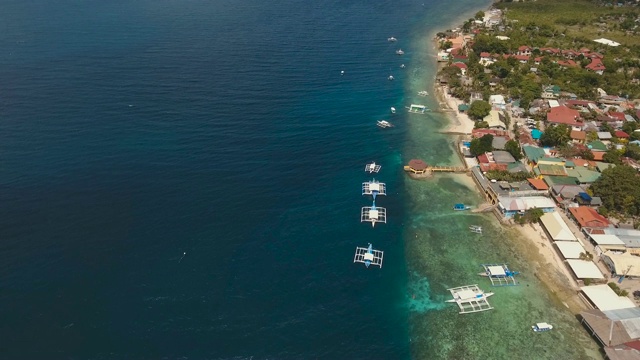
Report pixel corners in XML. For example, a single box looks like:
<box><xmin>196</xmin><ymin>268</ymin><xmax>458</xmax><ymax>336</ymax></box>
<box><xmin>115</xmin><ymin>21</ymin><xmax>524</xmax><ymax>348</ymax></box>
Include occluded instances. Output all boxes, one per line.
<box><xmin>388</xmin><ymin>75</ymin><xmax>394</xmax><ymax>81</ymax></box>
<box><xmin>388</xmin><ymin>37</ymin><xmax>397</xmax><ymax>42</ymax></box>
<box><xmin>390</xmin><ymin>107</ymin><xmax>396</xmax><ymax>114</ymax></box>
<box><xmin>469</xmin><ymin>225</ymin><xmax>482</xmax><ymax>234</ymax></box>
<box><xmin>446</xmin><ymin>284</ymin><xmax>494</xmax><ymax>314</ymax></box>
<box><xmin>354</xmin><ymin>243</ymin><xmax>384</xmax><ymax>268</ymax></box>
<box><xmin>377</xmin><ymin>120</ymin><xmax>393</xmax><ymax>128</ymax></box>
<box><xmin>532</xmin><ymin>323</ymin><xmax>553</xmax><ymax>332</ymax></box>
<box><xmin>396</xmin><ymin>49</ymin><xmax>404</xmax><ymax>55</ymax></box>
<box><xmin>417</xmin><ymin>90</ymin><xmax>429</xmax><ymax>96</ymax></box>
<box><xmin>406</xmin><ymin>104</ymin><xmax>429</xmax><ymax>114</ymax></box>
<box><xmin>364</xmin><ymin>162</ymin><xmax>381</xmax><ymax>173</ymax></box>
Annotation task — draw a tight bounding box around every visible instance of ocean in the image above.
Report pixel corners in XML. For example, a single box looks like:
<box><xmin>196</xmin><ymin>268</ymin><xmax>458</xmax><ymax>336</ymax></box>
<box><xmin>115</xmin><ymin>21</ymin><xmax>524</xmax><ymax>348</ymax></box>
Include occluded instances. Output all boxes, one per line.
<box><xmin>0</xmin><ymin>0</ymin><xmax>602</xmax><ymax>359</ymax></box>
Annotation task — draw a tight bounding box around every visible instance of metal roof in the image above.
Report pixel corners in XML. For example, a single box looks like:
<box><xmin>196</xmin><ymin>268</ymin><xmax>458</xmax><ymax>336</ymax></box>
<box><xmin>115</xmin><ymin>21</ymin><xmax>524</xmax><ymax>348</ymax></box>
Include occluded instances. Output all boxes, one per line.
<box><xmin>566</xmin><ymin>259</ymin><xmax>604</xmax><ymax>279</ymax></box>
<box><xmin>581</xmin><ymin>284</ymin><xmax>636</xmax><ymax>311</ymax></box>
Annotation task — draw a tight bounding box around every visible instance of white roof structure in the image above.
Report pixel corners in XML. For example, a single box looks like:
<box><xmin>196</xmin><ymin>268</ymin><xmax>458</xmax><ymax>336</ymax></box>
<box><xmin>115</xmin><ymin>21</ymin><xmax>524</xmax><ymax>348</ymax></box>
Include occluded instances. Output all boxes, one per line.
<box><xmin>548</xmin><ymin>100</ymin><xmax>560</xmax><ymax>108</ymax></box>
<box><xmin>489</xmin><ymin>95</ymin><xmax>506</xmax><ymax>106</ymax></box>
<box><xmin>594</xmin><ymin>38</ymin><xmax>621</xmax><ymax>47</ymax></box>
<box><xmin>540</xmin><ymin>212</ymin><xmax>577</xmax><ymax>241</ymax></box>
<box><xmin>589</xmin><ymin>234</ymin><xmax>626</xmax><ymax>246</ymax></box>
<box><xmin>581</xmin><ymin>284</ymin><xmax>636</xmax><ymax>311</ymax></box>
<box><xmin>495</xmin><ymin>36</ymin><xmax>510</xmax><ymax>41</ymax></box>
<box><xmin>487</xmin><ymin>265</ymin><xmax>506</xmax><ymax>276</ymax></box>
<box><xmin>498</xmin><ymin>196</ymin><xmax>556</xmax><ymax>212</ymax></box>
<box><xmin>597</xmin><ymin>131</ymin><xmax>613</xmax><ymax>140</ymax></box>
<box><xmin>602</xmin><ymin>252</ymin><xmax>640</xmax><ymax>277</ymax></box>
<box><xmin>566</xmin><ymin>260</ymin><xmax>604</xmax><ymax>279</ymax></box>
<box><xmin>555</xmin><ymin>241</ymin><xmax>586</xmax><ymax>259</ymax></box>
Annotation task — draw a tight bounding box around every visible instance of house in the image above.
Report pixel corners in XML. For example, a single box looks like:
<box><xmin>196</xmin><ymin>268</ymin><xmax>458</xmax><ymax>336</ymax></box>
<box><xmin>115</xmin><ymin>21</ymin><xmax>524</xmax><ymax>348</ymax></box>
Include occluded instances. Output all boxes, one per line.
<box><xmin>489</xmin><ymin>95</ymin><xmax>506</xmax><ymax>109</ymax></box>
<box><xmin>451</xmin><ymin>62</ymin><xmax>467</xmax><ymax>75</ymax></box>
<box><xmin>492</xmin><ymin>150</ymin><xmax>517</xmax><ymax>164</ymax></box>
<box><xmin>541</xmin><ymin>85</ymin><xmax>561</xmax><ymax>99</ymax></box>
<box><xmin>565</xmin><ymin>100</ymin><xmax>595</xmax><ymax>112</ymax></box>
<box><xmin>484</xmin><ymin>110</ymin><xmax>506</xmax><ymax>130</ymax></box>
<box><xmin>588</xmin><ymin>140</ymin><xmax>608</xmax><ymax>152</ymax></box>
<box><xmin>517</xmin><ymin>45</ymin><xmax>532</xmax><ymax>56</ymax></box>
<box><xmin>556</xmin><ymin>60</ymin><xmax>579</xmax><ymax>68</ymax></box>
<box><xmin>570</xmin><ymin>130</ymin><xmax>586</xmax><ymax>143</ymax></box>
<box><xmin>497</xmin><ymin>196</ymin><xmax>556</xmax><ymax>218</ymax></box>
<box><xmin>615</xmin><ymin>130</ymin><xmax>630</xmax><ymax>140</ymax></box>
<box><xmin>568</xmin><ymin>206</ymin><xmax>610</xmax><ymax>229</ymax></box>
<box><xmin>546</xmin><ymin>106</ymin><xmax>581</xmax><ymax>127</ymax></box>
<box><xmin>597</xmin><ymin>132</ymin><xmax>613</xmax><ymax>142</ymax></box>
<box><xmin>584</xmin><ymin>58</ymin><xmax>607</xmax><ymax>75</ymax></box>
<box><xmin>479</xmin><ymin>52</ymin><xmax>495</xmax><ymax>66</ymax></box>
<box><xmin>492</xmin><ymin>136</ymin><xmax>508</xmax><ymax>150</ymax></box>
<box><xmin>522</xmin><ymin>145</ymin><xmax>546</xmax><ymax>164</ymax></box>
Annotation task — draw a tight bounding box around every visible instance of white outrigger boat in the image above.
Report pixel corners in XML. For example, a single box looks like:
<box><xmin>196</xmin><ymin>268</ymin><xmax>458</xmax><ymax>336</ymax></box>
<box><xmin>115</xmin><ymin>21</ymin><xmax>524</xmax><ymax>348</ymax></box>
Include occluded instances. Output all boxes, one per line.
<box><xmin>377</xmin><ymin>120</ymin><xmax>393</xmax><ymax>128</ymax></box>
<box><xmin>390</xmin><ymin>107</ymin><xmax>396</xmax><ymax>114</ymax></box>
<box><xmin>364</xmin><ymin>162</ymin><xmax>381</xmax><ymax>173</ymax></box>
<box><xmin>447</xmin><ymin>284</ymin><xmax>494</xmax><ymax>314</ymax></box>
<box><xmin>417</xmin><ymin>90</ymin><xmax>429</xmax><ymax>96</ymax></box>
<box><xmin>406</xmin><ymin>104</ymin><xmax>429</xmax><ymax>114</ymax></box>
<box><xmin>469</xmin><ymin>225</ymin><xmax>482</xmax><ymax>234</ymax></box>
<box><xmin>388</xmin><ymin>37</ymin><xmax>397</xmax><ymax>42</ymax></box>
<box><xmin>361</xmin><ymin>201</ymin><xmax>387</xmax><ymax>227</ymax></box>
<box><xmin>396</xmin><ymin>49</ymin><xmax>404</xmax><ymax>55</ymax></box>
<box><xmin>532</xmin><ymin>323</ymin><xmax>553</xmax><ymax>332</ymax></box>
<box><xmin>388</xmin><ymin>75</ymin><xmax>394</xmax><ymax>81</ymax></box>
<box><xmin>354</xmin><ymin>243</ymin><xmax>384</xmax><ymax>268</ymax></box>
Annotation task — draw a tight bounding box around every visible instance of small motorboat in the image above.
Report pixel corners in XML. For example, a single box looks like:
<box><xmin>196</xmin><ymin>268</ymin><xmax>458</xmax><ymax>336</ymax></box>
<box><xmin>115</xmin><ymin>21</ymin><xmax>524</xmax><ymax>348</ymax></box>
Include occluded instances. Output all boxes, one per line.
<box><xmin>390</xmin><ymin>107</ymin><xmax>396</xmax><ymax>114</ymax></box>
<box><xmin>453</xmin><ymin>203</ymin><xmax>471</xmax><ymax>211</ymax></box>
<box><xmin>532</xmin><ymin>323</ymin><xmax>553</xmax><ymax>332</ymax></box>
<box><xmin>388</xmin><ymin>37</ymin><xmax>397</xmax><ymax>42</ymax></box>
<box><xmin>377</xmin><ymin>120</ymin><xmax>393</xmax><ymax>128</ymax></box>
<box><xmin>396</xmin><ymin>49</ymin><xmax>404</xmax><ymax>55</ymax></box>
<box><xmin>341</xmin><ymin>70</ymin><xmax>344</xmax><ymax>76</ymax></box>
<box><xmin>469</xmin><ymin>225</ymin><xmax>483</xmax><ymax>234</ymax></box>
<box><xmin>388</xmin><ymin>75</ymin><xmax>394</xmax><ymax>81</ymax></box>
<box><xmin>400</xmin><ymin>64</ymin><xmax>406</xmax><ymax>68</ymax></box>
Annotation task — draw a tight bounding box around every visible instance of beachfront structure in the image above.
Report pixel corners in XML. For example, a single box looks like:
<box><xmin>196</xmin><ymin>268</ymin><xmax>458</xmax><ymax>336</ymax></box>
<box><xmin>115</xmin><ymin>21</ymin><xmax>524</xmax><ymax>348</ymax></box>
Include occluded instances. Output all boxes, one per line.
<box><xmin>554</xmin><ymin>241</ymin><xmax>586</xmax><ymax>260</ymax></box>
<box><xmin>353</xmin><ymin>245</ymin><xmax>384</xmax><ymax>268</ymax></box>
<box><xmin>365</xmin><ymin>162</ymin><xmax>381</xmax><ymax>173</ymax></box>
<box><xmin>483</xmin><ymin>110</ymin><xmax>506</xmax><ymax>130</ymax></box>
<box><xmin>479</xmin><ymin>264</ymin><xmax>518</xmax><ymax>286</ymax></box>
<box><xmin>580</xmin><ymin>284</ymin><xmax>636</xmax><ymax>311</ymax></box>
<box><xmin>446</xmin><ymin>284</ymin><xmax>494</xmax><ymax>314</ymax></box>
<box><xmin>566</xmin><ymin>259</ymin><xmax>604</xmax><ymax>280</ymax></box>
<box><xmin>497</xmin><ymin>196</ymin><xmax>556</xmax><ymax>219</ymax></box>
<box><xmin>362</xmin><ymin>179</ymin><xmax>386</xmax><ymax>200</ymax></box>
<box><xmin>580</xmin><ymin>308</ymin><xmax>640</xmax><ymax>349</ymax></box>
<box><xmin>568</xmin><ymin>206</ymin><xmax>610</xmax><ymax>230</ymax></box>
<box><xmin>539</xmin><ymin>212</ymin><xmax>577</xmax><ymax>241</ymax></box>
<box><xmin>361</xmin><ymin>203</ymin><xmax>386</xmax><ymax>227</ymax></box>
<box><xmin>404</xmin><ymin>159</ymin><xmax>428</xmax><ymax>174</ymax></box>
<box><xmin>407</xmin><ymin>104</ymin><xmax>428</xmax><ymax>114</ymax></box>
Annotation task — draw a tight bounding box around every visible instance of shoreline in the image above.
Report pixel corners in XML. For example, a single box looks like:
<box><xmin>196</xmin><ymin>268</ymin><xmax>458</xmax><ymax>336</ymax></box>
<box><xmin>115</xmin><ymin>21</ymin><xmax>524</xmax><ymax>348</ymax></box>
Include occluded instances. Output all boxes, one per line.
<box><xmin>427</xmin><ymin>0</ymin><xmax>591</xmax><ymax>329</ymax></box>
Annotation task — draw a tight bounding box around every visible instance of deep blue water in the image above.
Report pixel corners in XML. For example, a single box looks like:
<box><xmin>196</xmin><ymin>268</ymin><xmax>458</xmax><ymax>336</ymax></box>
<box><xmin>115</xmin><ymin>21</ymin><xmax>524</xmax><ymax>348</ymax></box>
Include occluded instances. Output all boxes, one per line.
<box><xmin>0</xmin><ymin>0</ymin><xmax>443</xmax><ymax>358</ymax></box>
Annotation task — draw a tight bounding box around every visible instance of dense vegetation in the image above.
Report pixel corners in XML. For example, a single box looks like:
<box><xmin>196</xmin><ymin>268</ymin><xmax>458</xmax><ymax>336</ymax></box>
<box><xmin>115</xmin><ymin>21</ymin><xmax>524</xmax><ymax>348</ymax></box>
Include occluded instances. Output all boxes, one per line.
<box><xmin>469</xmin><ymin>134</ymin><xmax>494</xmax><ymax>156</ymax></box>
<box><xmin>590</xmin><ymin>165</ymin><xmax>640</xmax><ymax>217</ymax></box>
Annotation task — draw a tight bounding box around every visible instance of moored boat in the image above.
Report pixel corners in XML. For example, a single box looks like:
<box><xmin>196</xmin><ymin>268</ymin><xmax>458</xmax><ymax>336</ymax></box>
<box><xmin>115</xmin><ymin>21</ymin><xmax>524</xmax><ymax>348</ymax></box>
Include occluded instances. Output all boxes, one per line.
<box><xmin>396</xmin><ymin>49</ymin><xmax>404</xmax><ymax>55</ymax></box>
<box><xmin>453</xmin><ymin>203</ymin><xmax>471</xmax><ymax>211</ymax></box>
<box><xmin>532</xmin><ymin>323</ymin><xmax>553</xmax><ymax>332</ymax></box>
<box><xmin>390</xmin><ymin>107</ymin><xmax>396</xmax><ymax>114</ymax></box>
<box><xmin>377</xmin><ymin>120</ymin><xmax>393</xmax><ymax>128</ymax></box>
<box><xmin>388</xmin><ymin>37</ymin><xmax>397</xmax><ymax>42</ymax></box>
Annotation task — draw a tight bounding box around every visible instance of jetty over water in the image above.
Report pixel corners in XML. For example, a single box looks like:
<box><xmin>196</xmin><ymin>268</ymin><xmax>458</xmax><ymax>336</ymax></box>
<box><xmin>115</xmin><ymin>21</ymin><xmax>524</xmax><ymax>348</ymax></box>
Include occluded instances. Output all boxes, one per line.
<box><xmin>403</xmin><ymin>158</ymin><xmax>468</xmax><ymax>177</ymax></box>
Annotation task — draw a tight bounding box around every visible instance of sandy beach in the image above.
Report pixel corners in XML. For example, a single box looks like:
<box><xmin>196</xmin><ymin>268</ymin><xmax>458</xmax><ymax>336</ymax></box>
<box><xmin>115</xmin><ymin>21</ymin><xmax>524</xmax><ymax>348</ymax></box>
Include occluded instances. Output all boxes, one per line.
<box><xmin>435</xmin><ymin>85</ymin><xmax>475</xmax><ymax>134</ymax></box>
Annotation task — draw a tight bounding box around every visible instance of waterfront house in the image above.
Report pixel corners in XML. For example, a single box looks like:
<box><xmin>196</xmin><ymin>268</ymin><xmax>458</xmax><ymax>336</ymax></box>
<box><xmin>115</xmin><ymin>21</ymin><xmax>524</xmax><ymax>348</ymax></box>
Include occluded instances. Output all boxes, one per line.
<box><xmin>568</xmin><ymin>206</ymin><xmax>610</xmax><ymax>230</ymax></box>
<box><xmin>497</xmin><ymin>196</ymin><xmax>556</xmax><ymax>219</ymax></box>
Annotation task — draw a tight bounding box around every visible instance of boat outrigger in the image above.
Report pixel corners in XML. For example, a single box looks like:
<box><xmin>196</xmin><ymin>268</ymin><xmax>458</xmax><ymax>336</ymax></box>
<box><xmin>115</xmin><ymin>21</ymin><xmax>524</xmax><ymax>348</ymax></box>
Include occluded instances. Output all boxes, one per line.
<box><xmin>469</xmin><ymin>225</ymin><xmax>483</xmax><ymax>234</ymax></box>
<box><xmin>354</xmin><ymin>243</ymin><xmax>384</xmax><ymax>268</ymax></box>
<box><xmin>406</xmin><ymin>104</ymin><xmax>429</xmax><ymax>114</ymax></box>
<box><xmin>478</xmin><ymin>264</ymin><xmax>519</xmax><ymax>286</ymax></box>
<box><xmin>447</xmin><ymin>284</ymin><xmax>494</xmax><ymax>314</ymax></box>
<box><xmin>364</xmin><ymin>162</ymin><xmax>381</xmax><ymax>173</ymax></box>
<box><xmin>532</xmin><ymin>323</ymin><xmax>553</xmax><ymax>332</ymax></box>
<box><xmin>453</xmin><ymin>203</ymin><xmax>471</xmax><ymax>211</ymax></box>
<box><xmin>362</xmin><ymin>179</ymin><xmax>386</xmax><ymax>200</ymax></box>
<box><xmin>361</xmin><ymin>201</ymin><xmax>387</xmax><ymax>227</ymax></box>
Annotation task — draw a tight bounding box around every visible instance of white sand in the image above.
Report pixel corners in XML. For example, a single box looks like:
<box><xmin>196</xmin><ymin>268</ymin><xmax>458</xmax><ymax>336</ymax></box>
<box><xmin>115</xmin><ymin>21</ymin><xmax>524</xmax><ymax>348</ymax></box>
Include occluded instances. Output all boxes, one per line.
<box><xmin>438</xmin><ymin>86</ymin><xmax>474</xmax><ymax>134</ymax></box>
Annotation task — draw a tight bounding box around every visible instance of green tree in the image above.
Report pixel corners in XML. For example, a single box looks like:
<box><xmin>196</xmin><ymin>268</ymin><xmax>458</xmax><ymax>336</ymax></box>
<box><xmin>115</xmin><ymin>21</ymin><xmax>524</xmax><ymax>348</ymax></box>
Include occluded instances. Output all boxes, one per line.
<box><xmin>539</xmin><ymin>124</ymin><xmax>571</xmax><ymax>147</ymax></box>
<box><xmin>469</xmin><ymin>134</ymin><xmax>494</xmax><ymax>157</ymax></box>
<box><xmin>504</xmin><ymin>140</ymin><xmax>523</xmax><ymax>160</ymax></box>
<box><xmin>468</xmin><ymin>100</ymin><xmax>492</xmax><ymax>120</ymax></box>
<box><xmin>523</xmin><ymin>208</ymin><xmax>544</xmax><ymax>223</ymax></box>
<box><xmin>474</xmin><ymin>121</ymin><xmax>489</xmax><ymax>129</ymax></box>
<box><xmin>591</xmin><ymin>165</ymin><xmax>640</xmax><ymax>216</ymax></box>
<box><xmin>625</xmin><ymin>144</ymin><xmax>640</xmax><ymax>161</ymax></box>
<box><xmin>475</xmin><ymin>11</ymin><xmax>485</xmax><ymax>20</ymax></box>
<box><xmin>603</xmin><ymin>149</ymin><xmax>623</xmax><ymax>165</ymax></box>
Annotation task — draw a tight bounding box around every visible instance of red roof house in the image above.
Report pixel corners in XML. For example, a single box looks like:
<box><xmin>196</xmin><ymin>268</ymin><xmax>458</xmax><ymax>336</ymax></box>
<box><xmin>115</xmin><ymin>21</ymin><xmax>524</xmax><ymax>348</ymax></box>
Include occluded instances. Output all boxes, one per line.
<box><xmin>615</xmin><ymin>130</ymin><xmax>630</xmax><ymax>139</ymax></box>
<box><xmin>585</xmin><ymin>58</ymin><xmax>606</xmax><ymax>73</ymax></box>
<box><xmin>547</xmin><ymin>106</ymin><xmax>581</xmax><ymax>126</ymax></box>
<box><xmin>609</xmin><ymin>112</ymin><xmax>626</xmax><ymax>121</ymax></box>
<box><xmin>568</xmin><ymin>206</ymin><xmax>610</xmax><ymax>229</ymax></box>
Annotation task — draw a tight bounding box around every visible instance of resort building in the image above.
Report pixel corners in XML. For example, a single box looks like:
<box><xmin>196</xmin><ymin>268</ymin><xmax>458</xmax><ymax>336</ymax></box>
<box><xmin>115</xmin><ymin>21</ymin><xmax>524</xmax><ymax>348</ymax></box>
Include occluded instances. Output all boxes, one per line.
<box><xmin>568</xmin><ymin>206</ymin><xmax>610</xmax><ymax>230</ymax></box>
<box><xmin>497</xmin><ymin>196</ymin><xmax>556</xmax><ymax>218</ymax></box>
